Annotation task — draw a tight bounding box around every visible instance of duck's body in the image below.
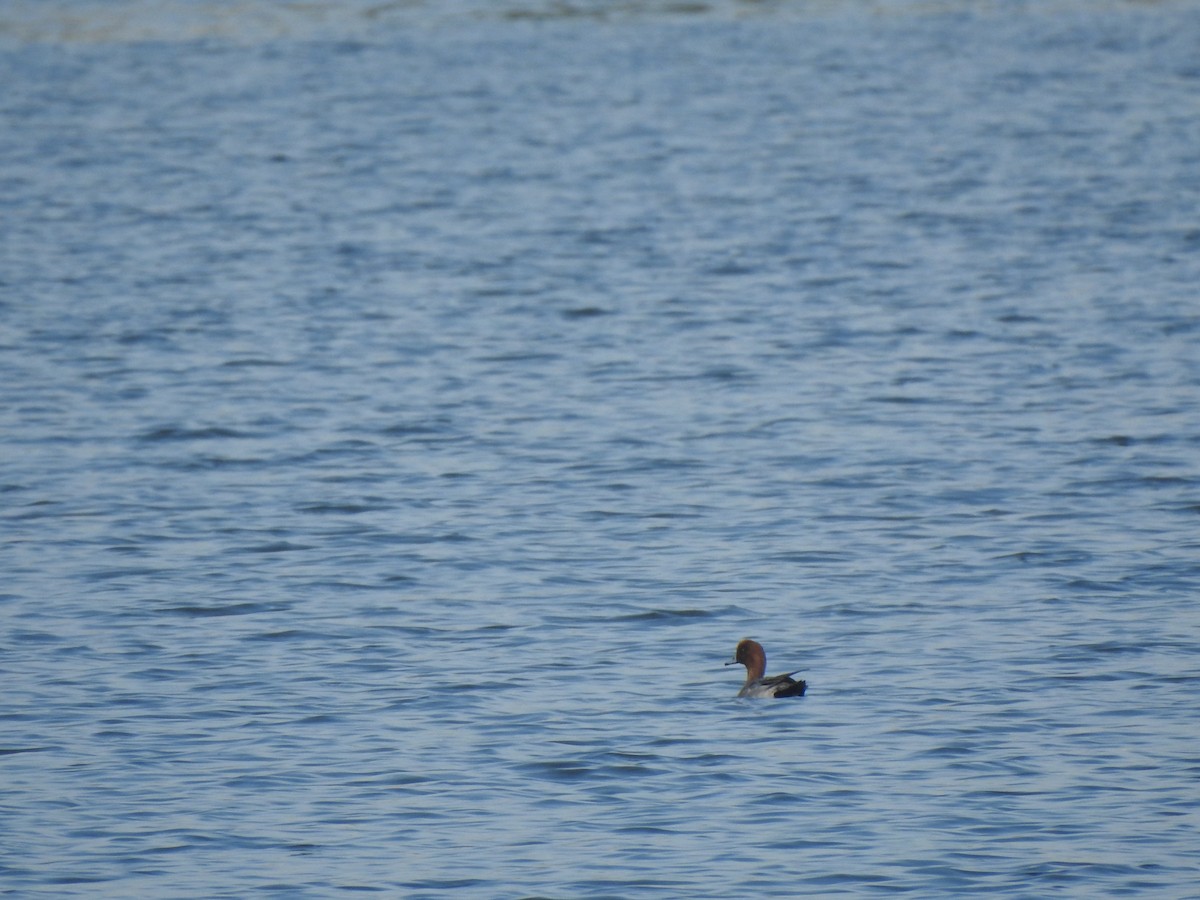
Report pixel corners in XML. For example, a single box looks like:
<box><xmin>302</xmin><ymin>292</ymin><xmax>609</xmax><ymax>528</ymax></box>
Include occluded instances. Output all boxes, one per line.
<box><xmin>727</xmin><ymin>638</ymin><xmax>807</xmax><ymax>698</ymax></box>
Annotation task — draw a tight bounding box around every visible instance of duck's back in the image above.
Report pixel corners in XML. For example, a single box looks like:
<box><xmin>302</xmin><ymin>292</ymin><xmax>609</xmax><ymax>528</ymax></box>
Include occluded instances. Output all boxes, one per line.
<box><xmin>738</xmin><ymin>673</ymin><xmax>807</xmax><ymax>698</ymax></box>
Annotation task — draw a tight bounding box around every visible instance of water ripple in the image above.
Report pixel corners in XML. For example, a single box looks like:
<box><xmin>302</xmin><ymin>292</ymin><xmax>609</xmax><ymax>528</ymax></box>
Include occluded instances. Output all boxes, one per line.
<box><xmin>3</xmin><ymin>4</ymin><xmax>1200</xmax><ymax>898</ymax></box>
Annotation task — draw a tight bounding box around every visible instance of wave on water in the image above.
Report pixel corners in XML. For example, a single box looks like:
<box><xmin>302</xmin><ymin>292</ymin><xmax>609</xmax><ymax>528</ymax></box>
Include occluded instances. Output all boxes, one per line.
<box><xmin>0</xmin><ymin>0</ymin><xmax>1176</xmax><ymax>44</ymax></box>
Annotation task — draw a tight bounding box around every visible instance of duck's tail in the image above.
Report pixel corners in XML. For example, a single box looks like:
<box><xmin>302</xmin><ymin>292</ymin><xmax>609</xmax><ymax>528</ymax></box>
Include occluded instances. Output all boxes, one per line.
<box><xmin>775</xmin><ymin>679</ymin><xmax>807</xmax><ymax>698</ymax></box>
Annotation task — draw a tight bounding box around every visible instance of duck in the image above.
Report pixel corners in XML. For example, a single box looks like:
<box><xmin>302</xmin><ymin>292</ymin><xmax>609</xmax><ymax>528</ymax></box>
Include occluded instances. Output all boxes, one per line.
<box><xmin>726</xmin><ymin>638</ymin><xmax>807</xmax><ymax>698</ymax></box>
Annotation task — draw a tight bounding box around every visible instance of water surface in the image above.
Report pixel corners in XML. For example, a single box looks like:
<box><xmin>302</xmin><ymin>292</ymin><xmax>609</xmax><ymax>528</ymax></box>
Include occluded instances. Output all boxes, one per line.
<box><xmin>2</xmin><ymin>2</ymin><xmax>1200</xmax><ymax>896</ymax></box>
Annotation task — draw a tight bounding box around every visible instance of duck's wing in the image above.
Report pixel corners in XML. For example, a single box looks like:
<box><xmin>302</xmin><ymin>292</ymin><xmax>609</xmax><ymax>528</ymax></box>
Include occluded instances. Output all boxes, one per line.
<box><xmin>738</xmin><ymin>672</ymin><xmax>807</xmax><ymax>698</ymax></box>
<box><xmin>763</xmin><ymin>671</ymin><xmax>807</xmax><ymax>697</ymax></box>
<box><xmin>761</xmin><ymin>670</ymin><xmax>802</xmax><ymax>684</ymax></box>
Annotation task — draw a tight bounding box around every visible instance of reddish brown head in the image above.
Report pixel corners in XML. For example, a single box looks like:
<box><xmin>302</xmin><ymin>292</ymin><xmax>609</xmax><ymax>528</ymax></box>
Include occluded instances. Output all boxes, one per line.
<box><xmin>726</xmin><ymin>638</ymin><xmax>767</xmax><ymax>681</ymax></box>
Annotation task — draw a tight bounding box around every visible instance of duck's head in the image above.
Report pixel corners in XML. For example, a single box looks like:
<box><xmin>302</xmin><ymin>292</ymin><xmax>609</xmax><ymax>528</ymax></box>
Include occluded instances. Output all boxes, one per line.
<box><xmin>725</xmin><ymin>638</ymin><xmax>766</xmax><ymax>678</ymax></box>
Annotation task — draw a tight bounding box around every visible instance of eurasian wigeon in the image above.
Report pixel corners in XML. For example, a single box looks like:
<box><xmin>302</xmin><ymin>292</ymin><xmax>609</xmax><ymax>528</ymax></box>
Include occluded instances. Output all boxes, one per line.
<box><xmin>726</xmin><ymin>638</ymin><xmax>807</xmax><ymax>698</ymax></box>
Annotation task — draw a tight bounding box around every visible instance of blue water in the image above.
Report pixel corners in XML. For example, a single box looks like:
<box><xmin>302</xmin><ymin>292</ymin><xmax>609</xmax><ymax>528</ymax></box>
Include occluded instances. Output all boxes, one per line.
<box><xmin>3</xmin><ymin>2</ymin><xmax>1200</xmax><ymax>897</ymax></box>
